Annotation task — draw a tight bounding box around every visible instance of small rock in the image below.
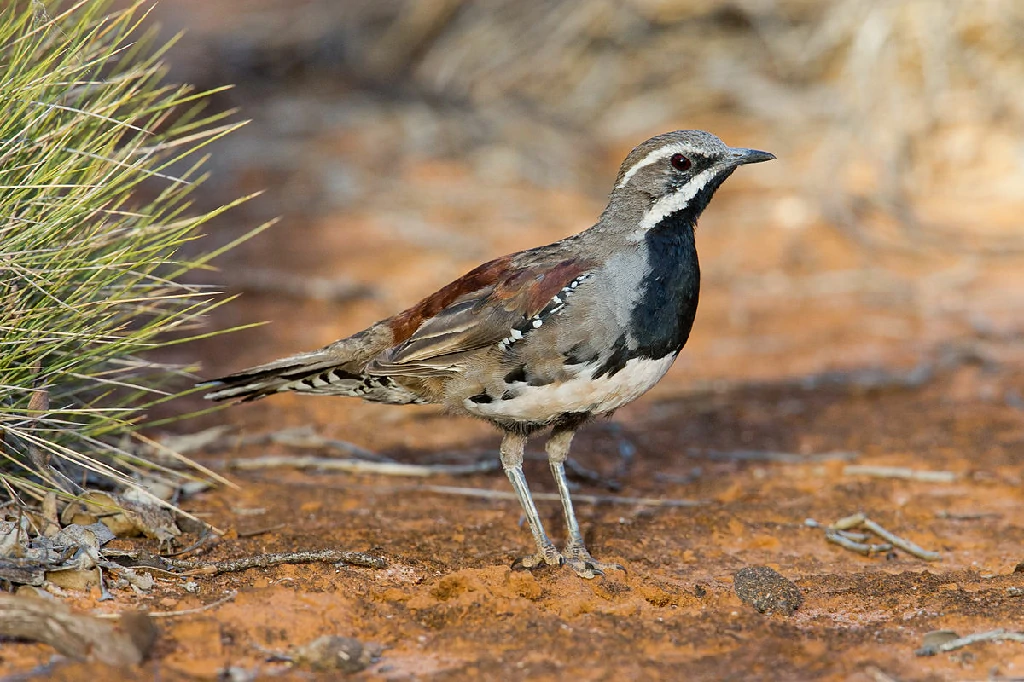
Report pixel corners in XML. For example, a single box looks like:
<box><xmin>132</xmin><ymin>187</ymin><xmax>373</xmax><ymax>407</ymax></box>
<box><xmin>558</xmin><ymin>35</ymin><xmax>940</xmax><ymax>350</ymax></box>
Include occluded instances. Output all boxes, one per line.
<box><xmin>734</xmin><ymin>565</ymin><xmax>802</xmax><ymax>616</ymax></box>
<box><xmin>292</xmin><ymin>635</ymin><xmax>381</xmax><ymax>673</ymax></box>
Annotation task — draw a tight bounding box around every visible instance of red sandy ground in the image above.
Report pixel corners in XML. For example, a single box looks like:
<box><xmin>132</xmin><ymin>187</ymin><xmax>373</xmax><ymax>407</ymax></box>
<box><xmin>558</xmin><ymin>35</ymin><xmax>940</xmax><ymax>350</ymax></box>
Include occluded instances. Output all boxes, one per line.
<box><xmin>3</xmin><ymin>363</ymin><xmax>1024</xmax><ymax>681</ymax></box>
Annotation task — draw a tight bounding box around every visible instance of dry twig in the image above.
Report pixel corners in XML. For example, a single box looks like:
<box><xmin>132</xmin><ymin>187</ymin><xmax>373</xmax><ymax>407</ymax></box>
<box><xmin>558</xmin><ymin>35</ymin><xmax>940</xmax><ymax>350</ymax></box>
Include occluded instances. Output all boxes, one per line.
<box><xmin>165</xmin><ymin>549</ymin><xmax>387</xmax><ymax>576</ymax></box>
<box><xmin>843</xmin><ymin>465</ymin><xmax>957</xmax><ymax>483</ymax></box>
<box><xmin>809</xmin><ymin>513</ymin><xmax>940</xmax><ymax>561</ymax></box>
<box><xmin>824</xmin><ymin>528</ymin><xmax>892</xmax><ymax>556</ymax></box>
<box><xmin>916</xmin><ymin>629</ymin><xmax>1024</xmax><ymax>656</ymax></box>
<box><xmin>241</xmin><ymin>475</ymin><xmax>707</xmax><ymax>507</ymax></box>
<box><xmin>226</xmin><ymin>455</ymin><xmax>498</xmax><ymax>476</ymax></box>
<box><xmin>691</xmin><ymin>449</ymin><xmax>858</xmax><ymax>464</ymax></box>
<box><xmin>413</xmin><ymin>484</ymin><xmax>706</xmax><ymax>508</ymax></box>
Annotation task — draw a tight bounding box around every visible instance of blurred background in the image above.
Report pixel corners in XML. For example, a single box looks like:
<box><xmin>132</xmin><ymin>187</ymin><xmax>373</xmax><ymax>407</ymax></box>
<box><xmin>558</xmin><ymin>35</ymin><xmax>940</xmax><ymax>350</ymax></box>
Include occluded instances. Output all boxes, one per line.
<box><xmin>140</xmin><ymin>0</ymin><xmax>1024</xmax><ymax>441</ymax></box>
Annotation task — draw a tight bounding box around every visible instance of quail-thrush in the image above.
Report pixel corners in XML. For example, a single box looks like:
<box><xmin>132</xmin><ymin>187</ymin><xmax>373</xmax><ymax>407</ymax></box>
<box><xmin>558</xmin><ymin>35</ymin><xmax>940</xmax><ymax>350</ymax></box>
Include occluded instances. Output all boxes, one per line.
<box><xmin>204</xmin><ymin>130</ymin><xmax>775</xmax><ymax>578</ymax></box>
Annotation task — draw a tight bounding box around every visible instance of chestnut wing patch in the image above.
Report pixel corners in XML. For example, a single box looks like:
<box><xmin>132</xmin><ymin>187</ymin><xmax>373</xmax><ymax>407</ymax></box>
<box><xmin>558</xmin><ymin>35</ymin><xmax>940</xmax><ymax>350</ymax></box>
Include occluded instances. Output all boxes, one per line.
<box><xmin>368</xmin><ymin>258</ymin><xmax>593</xmax><ymax>377</ymax></box>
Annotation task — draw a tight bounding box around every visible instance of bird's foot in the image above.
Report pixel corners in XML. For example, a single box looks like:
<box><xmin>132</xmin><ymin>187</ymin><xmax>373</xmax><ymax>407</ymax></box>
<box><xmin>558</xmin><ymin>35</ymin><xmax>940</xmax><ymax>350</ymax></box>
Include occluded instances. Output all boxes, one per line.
<box><xmin>562</xmin><ymin>542</ymin><xmax>624</xmax><ymax>579</ymax></box>
<box><xmin>512</xmin><ymin>540</ymin><xmax>564</xmax><ymax>572</ymax></box>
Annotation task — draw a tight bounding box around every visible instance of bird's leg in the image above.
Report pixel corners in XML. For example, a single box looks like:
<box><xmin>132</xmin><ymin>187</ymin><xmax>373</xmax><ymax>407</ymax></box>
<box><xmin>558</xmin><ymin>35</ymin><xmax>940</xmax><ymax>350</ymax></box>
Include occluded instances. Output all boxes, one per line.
<box><xmin>546</xmin><ymin>427</ymin><xmax>624</xmax><ymax>579</ymax></box>
<box><xmin>500</xmin><ymin>431</ymin><xmax>562</xmax><ymax>569</ymax></box>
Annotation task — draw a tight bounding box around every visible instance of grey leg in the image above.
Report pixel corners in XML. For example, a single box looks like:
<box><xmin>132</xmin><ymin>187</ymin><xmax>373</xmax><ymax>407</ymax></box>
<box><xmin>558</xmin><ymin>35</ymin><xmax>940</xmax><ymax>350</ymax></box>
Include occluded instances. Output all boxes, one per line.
<box><xmin>500</xmin><ymin>431</ymin><xmax>562</xmax><ymax>569</ymax></box>
<box><xmin>546</xmin><ymin>427</ymin><xmax>624</xmax><ymax>578</ymax></box>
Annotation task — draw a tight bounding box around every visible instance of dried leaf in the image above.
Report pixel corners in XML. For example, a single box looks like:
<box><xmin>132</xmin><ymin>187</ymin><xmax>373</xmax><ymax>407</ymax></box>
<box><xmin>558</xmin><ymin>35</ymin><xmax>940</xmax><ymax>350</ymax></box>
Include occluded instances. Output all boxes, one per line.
<box><xmin>82</xmin><ymin>492</ymin><xmax>181</xmax><ymax>542</ymax></box>
<box><xmin>45</xmin><ymin>567</ymin><xmax>101</xmax><ymax>591</ymax></box>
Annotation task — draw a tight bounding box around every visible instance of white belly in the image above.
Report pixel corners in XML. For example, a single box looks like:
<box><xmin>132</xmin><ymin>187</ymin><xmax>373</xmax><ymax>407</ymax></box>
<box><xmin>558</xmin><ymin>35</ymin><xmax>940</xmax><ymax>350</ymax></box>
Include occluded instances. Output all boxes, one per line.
<box><xmin>465</xmin><ymin>354</ymin><xmax>676</xmax><ymax>422</ymax></box>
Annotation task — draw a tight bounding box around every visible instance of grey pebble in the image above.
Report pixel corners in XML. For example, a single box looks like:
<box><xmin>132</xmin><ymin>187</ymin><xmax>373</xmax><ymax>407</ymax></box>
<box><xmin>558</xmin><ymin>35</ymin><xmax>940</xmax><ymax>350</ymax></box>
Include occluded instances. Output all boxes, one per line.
<box><xmin>734</xmin><ymin>565</ymin><xmax>802</xmax><ymax>616</ymax></box>
<box><xmin>293</xmin><ymin>636</ymin><xmax>382</xmax><ymax>674</ymax></box>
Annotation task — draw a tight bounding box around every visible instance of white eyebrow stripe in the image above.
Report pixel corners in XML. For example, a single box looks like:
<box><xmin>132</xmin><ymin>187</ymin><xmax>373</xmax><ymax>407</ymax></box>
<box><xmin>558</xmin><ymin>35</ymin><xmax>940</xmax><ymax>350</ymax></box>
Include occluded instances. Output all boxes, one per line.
<box><xmin>638</xmin><ymin>167</ymin><xmax>718</xmax><ymax>231</ymax></box>
<box><xmin>616</xmin><ymin>142</ymin><xmax>695</xmax><ymax>190</ymax></box>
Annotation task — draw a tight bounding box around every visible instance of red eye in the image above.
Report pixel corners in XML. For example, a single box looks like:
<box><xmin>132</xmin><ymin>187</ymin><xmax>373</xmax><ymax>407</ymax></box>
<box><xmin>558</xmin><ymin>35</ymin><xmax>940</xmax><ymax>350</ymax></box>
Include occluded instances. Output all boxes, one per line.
<box><xmin>671</xmin><ymin>153</ymin><xmax>692</xmax><ymax>171</ymax></box>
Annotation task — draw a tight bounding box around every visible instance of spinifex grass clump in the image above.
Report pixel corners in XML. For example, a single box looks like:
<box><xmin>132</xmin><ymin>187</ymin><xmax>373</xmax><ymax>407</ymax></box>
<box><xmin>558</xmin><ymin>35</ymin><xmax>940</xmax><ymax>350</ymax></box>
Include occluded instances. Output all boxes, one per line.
<box><xmin>0</xmin><ymin>0</ymin><xmax>266</xmax><ymax>507</ymax></box>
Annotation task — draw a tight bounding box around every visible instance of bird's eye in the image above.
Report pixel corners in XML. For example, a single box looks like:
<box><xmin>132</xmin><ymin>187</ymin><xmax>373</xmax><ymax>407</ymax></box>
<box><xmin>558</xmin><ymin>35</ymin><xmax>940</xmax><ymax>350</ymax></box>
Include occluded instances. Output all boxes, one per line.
<box><xmin>671</xmin><ymin>153</ymin><xmax>692</xmax><ymax>172</ymax></box>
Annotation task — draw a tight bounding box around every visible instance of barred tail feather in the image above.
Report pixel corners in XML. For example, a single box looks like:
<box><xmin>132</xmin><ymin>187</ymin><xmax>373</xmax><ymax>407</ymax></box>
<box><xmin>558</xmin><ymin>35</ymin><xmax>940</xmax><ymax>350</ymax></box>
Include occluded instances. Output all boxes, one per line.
<box><xmin>200</xmin><ymin>350</ymin><xmax>361</xmax><ymax>402</ymax></box>
<box><xmin>201</xmin><ymin>353</ymin><xmax>429</xmax><ymax>405</ymax></box>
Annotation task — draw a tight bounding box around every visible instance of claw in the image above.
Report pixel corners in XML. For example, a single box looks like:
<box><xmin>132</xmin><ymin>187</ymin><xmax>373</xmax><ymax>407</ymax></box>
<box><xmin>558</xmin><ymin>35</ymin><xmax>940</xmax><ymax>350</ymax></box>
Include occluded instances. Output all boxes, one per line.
<box><xmin>512</xmin><ymin>548</ymin><xmax>564</xmax><ymax>571</ymax></box>
<box><xmin>565</xmin><ymin>558</ymin><xmax>603</xmax><ymax>579</ymax></box>
<box><xmin>511</xmin><ymin>545</ymin><xmax>623</xmax><ymax>579</ymax></box>
<box><xmin>562</xmin><ymin>543</ymin><xmax>624</xmax><ymax>579</ymax></box>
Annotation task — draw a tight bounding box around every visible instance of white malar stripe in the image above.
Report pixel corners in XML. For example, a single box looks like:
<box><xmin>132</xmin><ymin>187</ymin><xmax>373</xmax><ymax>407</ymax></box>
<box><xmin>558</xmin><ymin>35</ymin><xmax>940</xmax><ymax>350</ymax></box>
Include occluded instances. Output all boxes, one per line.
<box><xmin>638</xmin><ymin>167</ymin><xmax>717</xmax><ymax>231</ymax></box>
<box><xmin>464</xmin><ymin>354</ymin><xmax>677</xmax><ymax>422</ymax></box>
<box><xmin>616</xmin><ymin>142</ymin><xmax>696</xmax><ymax>190</ymax></box>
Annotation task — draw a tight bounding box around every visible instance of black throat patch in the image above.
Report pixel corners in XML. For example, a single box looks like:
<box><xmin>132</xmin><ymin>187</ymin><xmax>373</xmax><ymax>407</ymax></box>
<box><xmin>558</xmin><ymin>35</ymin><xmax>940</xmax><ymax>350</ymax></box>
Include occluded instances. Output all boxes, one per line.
<box><xmin>631</xmin><ymin>213</ymin><xmax>701</xmax><ymax>360</ymax></box>
<box><xmin>594</xmin><ymin>202</ymin><xmax>704</xmax><ymax>379</ymax></box>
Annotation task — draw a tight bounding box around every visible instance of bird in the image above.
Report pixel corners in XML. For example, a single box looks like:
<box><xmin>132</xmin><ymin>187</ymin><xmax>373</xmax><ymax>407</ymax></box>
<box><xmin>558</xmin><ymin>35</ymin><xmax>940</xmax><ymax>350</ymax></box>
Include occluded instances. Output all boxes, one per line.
<box><xmin>202</xmin><ymin>130</ymin><xmax>775</xmax><ymax>579</ymax></box>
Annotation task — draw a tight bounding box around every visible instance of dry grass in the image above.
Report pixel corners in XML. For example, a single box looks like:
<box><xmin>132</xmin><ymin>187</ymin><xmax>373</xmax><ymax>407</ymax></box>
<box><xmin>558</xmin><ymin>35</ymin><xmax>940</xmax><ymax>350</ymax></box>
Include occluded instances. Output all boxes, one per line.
<box><xmin>0</xmin><ymin>0</ymin><xmax>267</xmax><ymax>507</ymax></box>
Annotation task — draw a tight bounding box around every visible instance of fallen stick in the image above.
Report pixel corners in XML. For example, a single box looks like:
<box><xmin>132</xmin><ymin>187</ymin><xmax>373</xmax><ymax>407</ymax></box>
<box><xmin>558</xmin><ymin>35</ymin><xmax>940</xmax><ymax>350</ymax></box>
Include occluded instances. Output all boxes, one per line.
<box><xmin>916</xmin><ymin>629</ymin><xmax>1024</xmax><ymax>656</ymax></box>
<box><xmin>165</xmin><ymin>549</ymin><xmax>387</xmax><ymax>576</ymax></box>
<box><xmin>226</xmin><ymin>455</ymin><xmax>498</xmax><ymax>476</ymax></box>
<box><xmin>859</xmin><ymin>517</ymin><xmax>942</xmax><ymax>561</ymax></box>
<box><xmin>0</xmin><ymin>594</ymin><xmax>156</xmax><ymax>666</ymax></box>
<box><xmin>843</xmin><ymin>465</ymin><xmax>957</xmax><ymax>483</ymax></box>
<box><xmin>415</xmin><ymin>484</ymin><xmax>707</xmax><ymax>508</ymax></box>
<box><xmin>810</xmin><ymin>513</ymin><xmax>941</xmax><ymax>561</ymax></box>
<box><xmin>824</xmin><ymin>529</ymin><xmax>891</xmax><ymax>556</ymax></box>
<box><xmin>239</xmin><ymin>475</ymin><xmax>708</xmax><ymax>508</ymax></box>
<box><xmin>690</xmin><ymin>449</ymin><xmax>858</xmax><ymax>464</ymax></box>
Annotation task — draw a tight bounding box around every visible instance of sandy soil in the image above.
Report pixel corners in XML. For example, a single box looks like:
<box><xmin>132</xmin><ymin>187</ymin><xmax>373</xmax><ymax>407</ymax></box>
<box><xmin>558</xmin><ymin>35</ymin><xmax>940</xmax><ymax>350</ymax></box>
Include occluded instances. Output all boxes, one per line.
<box><xmin>4</xmin><ymin>360</ymin><xmax>1024</xmax><ymax>681</ymax></box>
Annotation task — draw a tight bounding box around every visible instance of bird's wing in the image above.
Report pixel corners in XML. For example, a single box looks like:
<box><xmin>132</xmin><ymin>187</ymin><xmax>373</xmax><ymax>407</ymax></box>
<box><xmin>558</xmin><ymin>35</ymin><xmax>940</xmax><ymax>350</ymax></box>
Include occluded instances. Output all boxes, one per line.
<box><xmin>368</xmin><ymin>257</ymin><xmax>594</xmax><ymax>377</ymax></box>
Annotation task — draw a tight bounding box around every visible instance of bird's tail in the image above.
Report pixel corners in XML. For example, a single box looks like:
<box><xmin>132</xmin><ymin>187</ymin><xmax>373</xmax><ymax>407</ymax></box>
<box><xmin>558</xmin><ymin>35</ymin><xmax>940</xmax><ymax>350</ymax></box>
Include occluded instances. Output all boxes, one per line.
<box><xmin>200</xmin><ymin>323</ymin><xmax>424</xmax><ymax>404</ymax></box>
<box><xmin>200</xmin><ymin>349</ymin><xmax>361</xmax><ymax>402</ymax></box>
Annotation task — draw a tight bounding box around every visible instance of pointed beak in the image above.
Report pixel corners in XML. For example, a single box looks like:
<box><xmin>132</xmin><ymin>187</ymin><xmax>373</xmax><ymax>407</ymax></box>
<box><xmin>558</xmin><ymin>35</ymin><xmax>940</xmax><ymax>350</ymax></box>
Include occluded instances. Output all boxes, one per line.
<box><xmin>729</xmin><ymin>147</ymin><xmax>776</xmax><ymax>166</ymax></box>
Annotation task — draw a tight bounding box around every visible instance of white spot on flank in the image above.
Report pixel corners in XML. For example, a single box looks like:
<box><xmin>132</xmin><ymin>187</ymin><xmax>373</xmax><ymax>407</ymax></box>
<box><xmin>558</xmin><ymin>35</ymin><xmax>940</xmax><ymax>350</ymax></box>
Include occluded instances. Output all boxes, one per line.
<box><xmin>495</xmin><ymin>274</ymin><xmax>593</xmax><ymax>353</ymax></box>
<box><xmin>616</xmin><ymin>142</ymin><xmax>698</xmax><ymax>190</ymax></box>
<box><xmin>638</xmin><ymin>167</ymin><xmax>717</xmax><ymax>231</ymax></box>
<box><xmin>464</xmin><ymin>354</ymin><xmax>677</xmax><ymax>421</ymax></box>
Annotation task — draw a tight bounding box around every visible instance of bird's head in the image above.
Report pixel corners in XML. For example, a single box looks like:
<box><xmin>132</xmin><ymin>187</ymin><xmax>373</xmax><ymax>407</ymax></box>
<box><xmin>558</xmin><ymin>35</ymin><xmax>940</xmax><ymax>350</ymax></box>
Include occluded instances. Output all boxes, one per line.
<box><xmin>608</xmin><ymin>130</ymin><xmax>775</xmax><ymax>233</ymax></box>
